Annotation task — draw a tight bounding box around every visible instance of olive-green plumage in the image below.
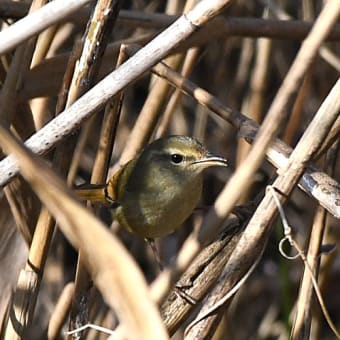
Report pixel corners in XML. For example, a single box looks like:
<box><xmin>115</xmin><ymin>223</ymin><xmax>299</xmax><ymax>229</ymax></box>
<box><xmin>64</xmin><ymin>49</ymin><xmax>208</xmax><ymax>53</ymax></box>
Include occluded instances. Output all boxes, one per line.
<box><xmin>77</xmin><ymin>136</ymin><xmax>227</xmax><ymax>238</ymax></box>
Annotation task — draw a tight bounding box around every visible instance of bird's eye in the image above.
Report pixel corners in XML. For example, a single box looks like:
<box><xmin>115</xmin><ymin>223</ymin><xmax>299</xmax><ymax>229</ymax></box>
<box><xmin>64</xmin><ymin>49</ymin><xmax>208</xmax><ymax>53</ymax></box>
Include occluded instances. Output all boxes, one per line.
<box><xmin>171</xmin><ymin>154</ymin><xmax>184</xmax><ymax>164</ymax></box>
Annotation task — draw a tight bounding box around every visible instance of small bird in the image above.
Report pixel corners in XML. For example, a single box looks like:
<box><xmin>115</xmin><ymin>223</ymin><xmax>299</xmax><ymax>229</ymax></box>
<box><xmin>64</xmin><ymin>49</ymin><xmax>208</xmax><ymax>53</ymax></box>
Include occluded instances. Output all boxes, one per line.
<box><xmin>77</xmin><ymin>135</ymin><xmax>227</xmax><ymax>239</ymax></box>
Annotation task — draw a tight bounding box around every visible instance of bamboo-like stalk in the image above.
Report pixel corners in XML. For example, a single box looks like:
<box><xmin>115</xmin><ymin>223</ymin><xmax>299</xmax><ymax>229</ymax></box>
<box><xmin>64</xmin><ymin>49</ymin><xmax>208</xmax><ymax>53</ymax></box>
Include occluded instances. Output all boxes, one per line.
<box><xmin>283</xmin><ymin>69</ymin><xmax>313</xmax><ymax>146</ymax></box>
<box><xmin>161</xmin><ymin>217</ymin><xmax>247</xmax><ymax>335</ymax></box>
<box><xmin>290</xmin><ymin>205</ymin><xmax>327</xmax><ymax>339</ymax></box>
<box><xmin>0</xmin><ymin>0</ymin><xmax>49</xmax><ymax>127</ymax></box>
<box><xmin>0</xmin><ymin>0</ymin><xmax>92</xmax><ymax>55</ymax></box>
<box><xmin>156</xmin><ymin>47</ymin><xmax>201</xmax><ymax>138</ymax></box>
<box><xmin>48</xmin><ymin>282</ymin><xmax>75</xmax><ymax>340</ymax></box>
<box><xmin>2</xmin><ymin>2</ymin><xmax>56</xmax><ymax>339</ymax></box>
<box><xmin>236</xmin><ymin>8</ymin><xmax>272</xmax><ymax>202</ymax></box>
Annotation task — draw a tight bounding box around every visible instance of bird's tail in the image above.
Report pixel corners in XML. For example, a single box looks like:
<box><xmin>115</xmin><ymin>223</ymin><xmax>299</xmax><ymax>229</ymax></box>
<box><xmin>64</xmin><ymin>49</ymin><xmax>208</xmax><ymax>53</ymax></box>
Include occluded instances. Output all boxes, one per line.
<box><xmin>75</xmin><ymin>184</ymin><xmax>108</xmax><ymax>203</ymax></box>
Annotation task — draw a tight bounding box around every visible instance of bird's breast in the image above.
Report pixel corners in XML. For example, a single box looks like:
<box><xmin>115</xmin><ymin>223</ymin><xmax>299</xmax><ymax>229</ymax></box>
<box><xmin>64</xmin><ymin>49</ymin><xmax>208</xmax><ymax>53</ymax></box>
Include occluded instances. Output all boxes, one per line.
<box><xmin>116</xmin><ymin>175</ymin><xmax>203</xmax><ymax>238</ymax></box>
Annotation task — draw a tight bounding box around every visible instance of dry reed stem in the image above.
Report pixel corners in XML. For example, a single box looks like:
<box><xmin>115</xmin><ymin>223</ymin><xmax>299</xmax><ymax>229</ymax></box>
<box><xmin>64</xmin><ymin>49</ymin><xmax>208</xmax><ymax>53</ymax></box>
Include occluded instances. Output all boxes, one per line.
<box><xmin>0</xmin><ymin>45</ymin><xmax>25</xmax><ymax>126</ymax></box>
<box><xmin>66</xmin><ymin>119</ymin><xmax>95</xmax><ymax>185</ymax></box>
<box><xmin>0</xmin><ymin>0</ymin><xmax>92</xmax><ymax>55</ymax></box>
<box><xmin>280</xmin><ymin>0</ymin><xmax>315</xmax><ymax>146</ymax></box>
<box><xmin>161</xmin><ymin>218</ymin><xmax>245</xmax><ymax>336</ymax></box>
<box><xmin>291</xmin><ymin>205</ymin><xmax>327</xmax><ymax>339</ymax></box>
<box><xmin>2</xmin><ymin>179</ymin><xmax>37</xmax><ymax>245</ymax></box>
<box><xmin>65</xmin><ymin>0</ymin><xmax>122</xmax><ymax>183</ymax></box>
<box><xmin>0</xmin><ymin>0</ymin><xmax>51</xmax><ymax>302</ymax></box>
<box><xmin>3</xmin><ymin>6</ymin><xmax>106</xmax><ymax>335</ymax></box>
<box><xmin>29</xmin><ymin>21</ymin><xmax>59</xmax><ymax>129</ymax></box>
<box><xmin>236</xmin><ymin>8</ymin><xmax>272</xmax><ymax>201</ymax></box>
<box><xmin>245</xmin><ymin>35</ymin><xmax>271</xmax><ymax>123</ymax></box>
<box><xmin>292</xmin><ymin>137</ymin><xmax>339</xmax><ymax>339</ymax></box>
<box><xmin>117</xmin><ymin>53</ymin><xmax>182</xmax><ymax>166</ymax></box>
<box><xmin>318</xmin><ymin>48</ymin><xmax>340</xmax><ymax>72</ymax></box>
<box><xmin>20</xmin><ymin>33</ymin><xmax>155</xmax><ymax>101</ymax></box>
<box><xmin>54</xmin><ymin>41</ymin><xmax>83</xmax><ymax>119</ymax></box>
<box><xmin>283</xmin><ymin>69</ymin><xmax>313</xmax><ymax>146</ymax></box>
<box><xmin>31</xmin><ymin>25</ymin><xmax>59</xmax><ymax>68</ymax></box>
<box><xmin>312</xmin><ymin>141</ymin><xmax>340</xmax><ymax>338</ymax></box>
<box><xmin>0</xmin><ymin>0</ymin><xmax>48</xmax><ymax>127</ymax></box>
<box><xmin>156</xmin><ymin>47</ymin><xmax>201</xmax><ymax>138</ymax></box>
<box><xmin>69</xmin><ymin>70</ymin><xmax>123</xmax><ymax>339</ymax></box>
<box><xmin>314</xmin><ymin>116</ymin><xmax>340</xmax><ymax>160</ymax></box>
<box><xmin>155</xmin><ymin>1</ymin><xmax>201</xmax><ymax>138</ymax></box>
<box><xmin>48</xmin><ymin>282</ymin><xmax>75</xmax><ymax>339</ymax></box>
<box><xmin>266</xmin><ymin>0</ymin><xmax>340</xmax><ymax>72</ymax></box>
<box><xmin>0</xmin><ymin>201</ymin><xmax>28</xmax><ymax>326</ymax></box>
<box><xmin>2</xmin><ymin>2</ymin><xmax>55</xmax><ymax>338</ymax></box>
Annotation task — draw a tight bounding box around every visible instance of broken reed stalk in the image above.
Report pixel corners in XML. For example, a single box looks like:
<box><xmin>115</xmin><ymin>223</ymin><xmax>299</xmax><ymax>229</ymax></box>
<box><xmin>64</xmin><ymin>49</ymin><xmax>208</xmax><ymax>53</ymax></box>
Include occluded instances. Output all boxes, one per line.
<box><xmin>68</xmin><ymin>57</ymin><xmax>124</xmax><ymax>340</ymax></box>
<box><xmin>48</xmin><ymin>282</ymin><xmax>75</xmax><ymax>339</ymax></box>
<box><xmin>161</xmin><ymin>218</ymin><xmax>246</xmax><ymax>335</ymax></box>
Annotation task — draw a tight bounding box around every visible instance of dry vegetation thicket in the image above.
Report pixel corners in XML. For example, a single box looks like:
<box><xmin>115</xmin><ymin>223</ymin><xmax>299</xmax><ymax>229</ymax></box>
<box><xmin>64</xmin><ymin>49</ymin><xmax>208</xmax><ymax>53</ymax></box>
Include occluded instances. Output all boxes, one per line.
<box><xmin>0</xmin><ymin>0</ymin><xmax>339</xmax><ymax>339</ymax></box>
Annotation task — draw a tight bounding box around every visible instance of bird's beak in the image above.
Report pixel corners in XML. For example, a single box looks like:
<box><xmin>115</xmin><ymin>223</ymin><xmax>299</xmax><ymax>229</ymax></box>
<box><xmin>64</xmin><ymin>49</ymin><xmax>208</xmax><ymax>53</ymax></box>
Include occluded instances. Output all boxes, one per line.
<box><xmin>192</xmin><ymin>153</ymin><xmax>228</xmax><ymax>168</ymax></box>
